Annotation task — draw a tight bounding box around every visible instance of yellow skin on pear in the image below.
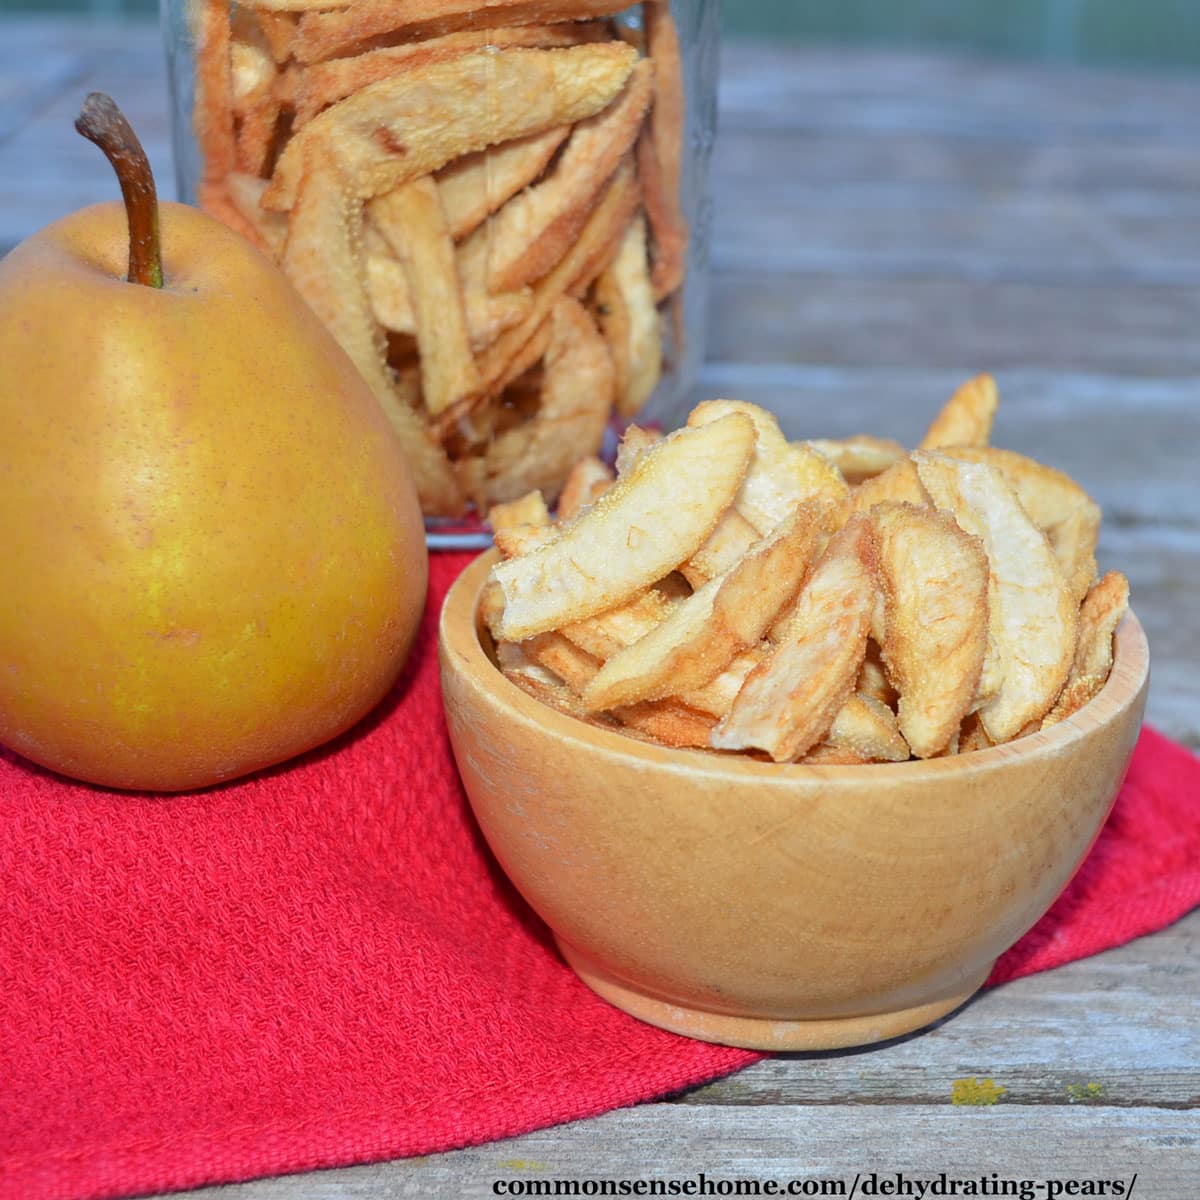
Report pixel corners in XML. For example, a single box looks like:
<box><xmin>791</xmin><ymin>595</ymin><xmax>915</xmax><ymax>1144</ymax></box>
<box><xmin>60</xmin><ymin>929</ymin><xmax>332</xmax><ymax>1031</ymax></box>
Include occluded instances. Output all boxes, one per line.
<box><xmin>0</xmin><ymin>200</ymin><xmax>428</xmax><ymax>791</ymax></box>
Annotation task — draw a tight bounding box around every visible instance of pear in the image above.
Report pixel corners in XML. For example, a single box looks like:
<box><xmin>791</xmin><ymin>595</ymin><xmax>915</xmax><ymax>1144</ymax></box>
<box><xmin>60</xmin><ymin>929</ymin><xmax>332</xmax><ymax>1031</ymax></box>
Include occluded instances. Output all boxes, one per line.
<box><xmin>0</xmin><ymin>94</ymin><xmax>428</xmax><ymax>792</ymax></box>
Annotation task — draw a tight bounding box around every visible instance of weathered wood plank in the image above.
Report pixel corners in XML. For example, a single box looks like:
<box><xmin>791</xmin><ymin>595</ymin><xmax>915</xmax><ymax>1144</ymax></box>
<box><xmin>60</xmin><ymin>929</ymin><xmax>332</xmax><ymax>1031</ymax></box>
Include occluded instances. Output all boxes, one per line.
<box><xmin>719</xmin><ymin>42</ymin><xmax>1200</xmax><ymax>146</ymax></box>
<box><xmin>154</xmin><ymin>1105</ymin><xmax>1200</xmax><ymax>1198</ymax></box>
<box><xmin>706</xmin><ymin>272</ymin><xmax>1200</xmax><ymax>377</ymax></box>
<box><xmin>1100</xmin><ymin>526</ymin><xmax>1200</xmax><ymax>749</ymax></box>
<box><xmin>715</xmin><ymin>128</ymin><xmax>1200</xmax><ymax>200</ymax></box>
<box><xmin>677</xmin><ymin>911</ymin><xmax>1200</xmax><ymax>1110</ymax></box>
<box><xmin>710</xmin><ymin>170</ymin><xmax>1200</xmax><ymax>286</ymax></box>
<box><xmin>711</xmin><ymin>213</ymin><xmax>1200</xmax><ymax>289</ymax></box>
<box><xmin>716</xmin><ymin>45</ymin><xmax>1200</xmax><ymax>288</ymax></box>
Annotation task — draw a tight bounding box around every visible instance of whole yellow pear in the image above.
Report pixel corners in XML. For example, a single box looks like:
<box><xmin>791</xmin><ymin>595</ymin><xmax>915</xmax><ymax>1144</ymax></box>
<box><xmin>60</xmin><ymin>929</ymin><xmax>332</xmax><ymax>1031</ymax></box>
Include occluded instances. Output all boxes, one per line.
<box><xmin>0</xmin><ymin>96</ymin><xmax>428</xmax><ymax>791</ymax></box>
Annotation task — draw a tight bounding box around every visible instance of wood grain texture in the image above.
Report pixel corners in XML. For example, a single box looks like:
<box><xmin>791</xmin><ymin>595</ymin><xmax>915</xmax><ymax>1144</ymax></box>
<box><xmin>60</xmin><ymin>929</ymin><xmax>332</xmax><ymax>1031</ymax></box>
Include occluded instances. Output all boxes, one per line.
<box><xmin>0</xmin><ymin>20</ymin><xmax>1195</xmax><ymax>1197</ymax></box>
<box><xmin>717</xmin><ymin>42</ymin><xmax>1200</xmax><ymax>145</ymax></box>
<box><xmin>149</xmin><ymin>1098</ymin><xmax>1200</xmax><ymax>1199</ymax></box>
<box><xmin>679</xmin><ymin>910</ymin><xmax>1200</xmax><ymax>1110</ymax></box>
<box><xmin>710</xmin><ymin>132</ymin><xmax>1200</xmax><ymax>288</ymax></box>
<box><xmin>706</xmin><ymin>272</ymin><xmax>1200</xmax><ymax>376</ymax></box>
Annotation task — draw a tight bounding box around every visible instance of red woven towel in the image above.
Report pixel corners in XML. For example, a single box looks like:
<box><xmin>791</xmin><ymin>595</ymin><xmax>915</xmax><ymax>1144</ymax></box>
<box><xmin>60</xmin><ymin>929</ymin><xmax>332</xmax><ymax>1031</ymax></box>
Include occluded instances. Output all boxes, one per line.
<box><xmin>2</xmin><ymin>551</ymin><xmax>1197</xmax><ymax>1200</ymax></box>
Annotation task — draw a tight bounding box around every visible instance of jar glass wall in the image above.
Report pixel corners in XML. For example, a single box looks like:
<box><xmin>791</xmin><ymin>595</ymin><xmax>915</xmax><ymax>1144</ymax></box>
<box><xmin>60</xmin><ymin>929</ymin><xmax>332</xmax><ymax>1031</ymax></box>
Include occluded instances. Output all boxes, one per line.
<box><xmin>162</xmin><ymin>0</ymin><xmax>718</xmax><ymax>541</ymax></box>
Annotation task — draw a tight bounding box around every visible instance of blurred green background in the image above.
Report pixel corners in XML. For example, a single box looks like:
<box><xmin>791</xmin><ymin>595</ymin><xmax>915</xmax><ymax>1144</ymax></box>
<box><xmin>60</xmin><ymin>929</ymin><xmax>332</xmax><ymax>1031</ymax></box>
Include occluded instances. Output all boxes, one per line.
<box><xmin>721</xmin><ymin>0</ymin><xmax>1200</xmax><ymax>68</ymax></box>
<box><xmin>2</xmin><ymin>0</ymin><xmax>1198</xmax><ymax>69</ymax></box>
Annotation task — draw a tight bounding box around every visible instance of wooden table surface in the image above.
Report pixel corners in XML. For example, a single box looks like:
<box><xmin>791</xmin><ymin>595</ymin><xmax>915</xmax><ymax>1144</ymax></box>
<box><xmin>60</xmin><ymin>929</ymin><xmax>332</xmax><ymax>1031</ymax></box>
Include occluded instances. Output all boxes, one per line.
<box><xmin>2</xmin><ymin>18</ymin><xmax>1197</xmax><ymax>1198</ymax></box>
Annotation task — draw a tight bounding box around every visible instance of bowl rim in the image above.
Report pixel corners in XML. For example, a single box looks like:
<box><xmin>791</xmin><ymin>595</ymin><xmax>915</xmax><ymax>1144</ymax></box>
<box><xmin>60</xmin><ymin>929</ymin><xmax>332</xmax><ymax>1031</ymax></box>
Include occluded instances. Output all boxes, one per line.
<box><xmin>439</xmin><ymin>549</ymin><xmax>1150</xmax><ymax>782</ymax></box>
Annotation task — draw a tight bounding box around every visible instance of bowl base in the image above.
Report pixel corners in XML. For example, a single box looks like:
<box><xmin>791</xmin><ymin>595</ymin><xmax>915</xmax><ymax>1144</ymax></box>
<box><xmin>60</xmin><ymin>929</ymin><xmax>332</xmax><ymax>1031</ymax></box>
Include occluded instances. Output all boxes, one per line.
<box><xmin>557</xmin><ymin>939</ymin><xmax>991</xmax><ymax>1051</ymax></box>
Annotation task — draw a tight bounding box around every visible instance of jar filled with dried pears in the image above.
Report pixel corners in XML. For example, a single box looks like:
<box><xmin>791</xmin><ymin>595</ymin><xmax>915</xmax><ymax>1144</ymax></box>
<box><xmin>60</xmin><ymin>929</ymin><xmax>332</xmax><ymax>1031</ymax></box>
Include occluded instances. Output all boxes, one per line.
<box><xmin>163</xmin><ymin>0</ymin><xmax>719</xmax><ymax>538</ymax></box>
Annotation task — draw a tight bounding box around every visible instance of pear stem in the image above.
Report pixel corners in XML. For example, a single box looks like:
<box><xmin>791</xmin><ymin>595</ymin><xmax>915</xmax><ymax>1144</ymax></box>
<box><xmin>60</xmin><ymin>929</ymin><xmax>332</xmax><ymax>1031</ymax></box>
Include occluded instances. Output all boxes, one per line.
<box><xmin>75</xmin><ymin>92</ymin><xmax>164</xmax><ymax>289</ymax></box>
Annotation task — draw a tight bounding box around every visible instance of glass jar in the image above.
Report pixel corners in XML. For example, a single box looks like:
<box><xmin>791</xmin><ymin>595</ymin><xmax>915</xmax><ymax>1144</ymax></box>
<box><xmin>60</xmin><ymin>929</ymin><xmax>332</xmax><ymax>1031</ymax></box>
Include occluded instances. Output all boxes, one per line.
<box><xmin>162</xmin><ymin>0</ymin><xmax>718</xmax><ymax>544</ymax></box>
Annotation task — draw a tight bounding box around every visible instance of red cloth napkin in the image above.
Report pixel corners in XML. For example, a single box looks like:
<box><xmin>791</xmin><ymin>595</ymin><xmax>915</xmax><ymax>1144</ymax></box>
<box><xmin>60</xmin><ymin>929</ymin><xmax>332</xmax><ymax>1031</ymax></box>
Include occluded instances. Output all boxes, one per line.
<box><xmin>1</xmin><ymin>550</ymin><xmax>1197</xmax><ymax>1200</ymax></box>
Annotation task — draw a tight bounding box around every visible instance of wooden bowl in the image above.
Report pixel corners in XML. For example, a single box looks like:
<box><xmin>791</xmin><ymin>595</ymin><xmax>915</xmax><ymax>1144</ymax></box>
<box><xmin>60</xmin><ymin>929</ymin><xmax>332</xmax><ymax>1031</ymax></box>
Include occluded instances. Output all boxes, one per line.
<box><xmin>438</xmin><ymin>551</ymin><xmax>1150</xmax><ymax>1051</ymax></box>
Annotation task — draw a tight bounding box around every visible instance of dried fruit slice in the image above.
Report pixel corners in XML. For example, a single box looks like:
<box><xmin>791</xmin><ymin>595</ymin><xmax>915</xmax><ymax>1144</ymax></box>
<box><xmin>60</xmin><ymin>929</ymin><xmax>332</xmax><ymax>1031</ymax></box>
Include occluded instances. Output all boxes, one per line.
<box><xmin>827</xmin><ymin>693</ymin><xmax>910</xmax><ymax>762</ymax></box>
<box><xmin>806</xmin><ymin>435</ymin><xmax>906</xmax><ymax>484</ymax></box>
<box><xmin>292</xmin><ymin>0</ymin><xmax>635</xmax><ymax>64</ymax></box>
<box><xmin>480</xmin><ymin>297</ymin><xmax>614</xmax><ymax>505</ymax></box>
<box><xmin>678</xmin><ymin>649</ymin><xmax>761</xmax><ymax>718</ymax></box>
<box><xmin>558</xmin><ymin>588</ymin><xmax>673</xmax><ymax>661</ymax></box>
<box><xmin>958</xmin><ymin>712</ymin><xmax>995</xmax><ymax>754</ymax></box>
<box><xmin>230</xmin><ymin>7</ymin><xmax>281</xmax><ymax>176</ymax></box>
<box><xmin>501</xmin><ymin>665</ymin><xmax>625</xmax><ymax>733</ymax></box>
<box><xmin>1073</xmin><ymin>570</ymin><xmax>1130</xmax><ymax>680</ymax></box>
<box><xmin>973</xmin><ymin>631</ymin><xmax>1006</xmax><ymax>714</ymax></box>
<box><xmin>225</xmin><ymin>172</ymin><xmax>288</xmax><ymax>257</ymax></box>
<box><xmin>802</xmin><ymin>745</ymin><xmax>873</xmax><ymax>766</ymax></box>
<box><xmin>688</xmin><ymin>400</ymin><xmax>849</xmax><ymax>534</ymax></box>
<box><xmin>711</xmin><ymin>517</ymin><xmax>876</xmax><ymax>762</ymax></box>
<box><xmin>488</xmin><ymin>490</ymin><xmax>552</xmax><ymax>551</ymax></box>
<box><xmin>919</xmin><ymin>373</ymin><xmax>998</xmax><ymax>450</ymax></box>
<box><xmin>264</xmin><ymin>44</ymin><xmax>637</xmax><ymax>210</ymax></box>
<box><xmin>1042</xmin><ymin>570</ymin><xmax>1130</xmax><ymax>727</ymax></box>
<box><xmin>280</xmin><ymin>149</ymin><xmax>464</xmax><ymax>514</ymax></box>
<box><xmin>594</xmin><ymin>213</ymin><xmax>663</xmax><ymax>418</ymax></box>
<box><xmin>939</xmin><ymin>446</ymin><xmax>1100</xmax><ymax>606</ymax></box>
<box><xmin>438</xmin><ymin>126</ymin><xmax>572</xmax><ymax>239</ymax></box>
<box><xmin>614</xmin><ymin>423</ymin><xmax>662</xmax><ymax>476</ymax></box>
<box><xmin>458</xmin><ymin>59</ymin><xmax>653</xmax><ymax>293</ymax></box>
<box><xmin>1050</xmin><ymin>503</ymin><xmax>1103</xmax><ymax>607</ymax></box>
<box><xmin>364</xmin><ymin>252</ymin><xmax>531</xmax><ymax>351</ymax></box>
<box><xmin>521</xmin><ymin>629</ymin><xmax>601</xmax><ymax>692</ymax></box>
<box><xmin>452</xmin><ymin>315</ymin><xmax>555</xmax><ymax>449</ymax></box>
<box><xmin>870</xmin><ymin>501</ymin><xmax>990</xmax><ymax>758</ymax></box>
<box><xmin>490</xmin><ymin>412</ymin><xmax>756</xmax><ymax>641</ymax></box>
<box><xmin>857</xmin><ymin>642</ymin><xmax>897</xmax><ymax>707</ymax></box>
<box><xmin>368</xmin><ymin>177</ymin><xmax>481</xmax><ymax>419</ymax></box>
<box><xmin>848</xmin><ymin>457</ymin><xmax>930</xmax><ymax>516</ymax></box>
<box><xmin>581</xmin><ymin>500</ymin><xmax>829</xmax><ymax>711</ymax></box>
<box><xmin>557</xmin><ymin>456</ymin><xmax>614</xmax><ymax>522</ymax></box>
<box><xmin>193</xmin><ymin>0</ymin><xmax>236</xmax><ymax>183</ymax></box>
<box><xmin>914</xmin><ymin>452</ymin><xmax>1076</xmax><ymax>743</ymax></box>
<box><xmin>198</xmin><ymin>179</ymin><xmax>264</xmax><ymax>250</ymax></box>
<box><xmin>679</xmin><ymin>506</ymin><xmax>761</xmax><ymax>588</ymax></box>
<box><xmin>466</xmin><ymin>157</ymin><xmax>640</xmax><ymax>414</ymax></box>
<box><xmin>250</xmin><ymin>9</ymin><xmax>297</xmax><ymax>62</ymax></box>
<box><xmin>613</xmin><ymin>701</ymin><xmax>716</xmax><ymax>750</ymax></box>
<box><xmin>496</xmin><ymin>639</ymin><xmax>582</xmax><ymax>708</ymax></box>
<box><xmin>638</xmin><ymin>0</ymin><xmax>687</xmax><ymax>298</ymax></box>
<box><xmin>520</xmin><ymin>630</ymin><xmax>714</xmax><ymax>749</ymax></box>
<box><xmin>239</xmin><ymin>0</ymin><xmax>355</xmax><ymax>11</ymax></box>
<box><xmin>293</xmin><ymin>26</ymin><xmax>590</xmax><ymax>125</ymax></box>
